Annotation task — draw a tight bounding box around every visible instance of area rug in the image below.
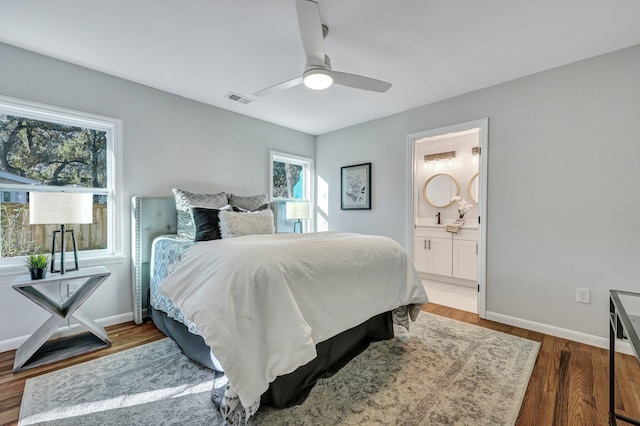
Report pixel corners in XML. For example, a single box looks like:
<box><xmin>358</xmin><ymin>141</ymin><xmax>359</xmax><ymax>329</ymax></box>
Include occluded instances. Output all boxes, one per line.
<box><xmin>19</xmin><ymin>313</ymin><xmax>540</xmax><ymax>425</ymax></box>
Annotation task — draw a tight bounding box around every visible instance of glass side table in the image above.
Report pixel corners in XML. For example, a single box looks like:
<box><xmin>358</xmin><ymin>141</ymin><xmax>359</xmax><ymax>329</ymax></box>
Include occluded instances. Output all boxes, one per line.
<box><xmin>12</xmin><ymin>266</ymin><xmax>112</xmax><ymax>372</ymax></box>
<box><xmin>609</xmin><ymin>290</ymin><xmax>640</xmax><ymax>426</ymax></box>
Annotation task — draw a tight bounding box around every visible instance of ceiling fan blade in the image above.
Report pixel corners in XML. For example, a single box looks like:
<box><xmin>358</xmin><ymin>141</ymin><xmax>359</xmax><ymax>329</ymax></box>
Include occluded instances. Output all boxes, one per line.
<box><xmin>253</xmin><ymin>76</ymin><xmax>303</xmax><ymax>97</ymax></box>
<box><xmin>296</xmin><ymin>0</ymin><xmax>325</xmax><ymax>66</ymax></box>
<box><xmin>332</xmin><ymin>71</ymin><xmax>392</xmax><ymax>93</ymax></box>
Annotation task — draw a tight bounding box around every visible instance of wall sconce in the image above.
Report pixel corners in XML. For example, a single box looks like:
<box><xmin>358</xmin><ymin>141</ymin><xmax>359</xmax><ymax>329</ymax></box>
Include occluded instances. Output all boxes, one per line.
<box><xmin>472</xmin><ymin>146</ymin><xmax>479</xmax><ymax>163</ymax></box>
<box><xmin>424</xmin><ymin>151</ymin><xmax>456</xmax><ymax>166</ymax></box>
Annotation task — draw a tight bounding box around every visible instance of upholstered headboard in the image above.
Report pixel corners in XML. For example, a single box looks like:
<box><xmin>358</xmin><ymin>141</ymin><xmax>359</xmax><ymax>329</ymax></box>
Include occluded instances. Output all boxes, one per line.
<box><xmin>131</xmin><ymin>196</ymin><xmax>177</xmax><ymax>324</ymax></box>
<box><xmin>131</xmin><ymin>194</ymin><xmax>284</xmax><ymax>324</ymax></box>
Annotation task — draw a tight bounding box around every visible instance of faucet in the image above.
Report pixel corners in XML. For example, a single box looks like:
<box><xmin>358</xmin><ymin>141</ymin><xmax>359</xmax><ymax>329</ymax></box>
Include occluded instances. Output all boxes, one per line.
<box><xmin>436</xmin><ymin>212</ymin><xmax>441</xmax><ymax>225</ymax></box>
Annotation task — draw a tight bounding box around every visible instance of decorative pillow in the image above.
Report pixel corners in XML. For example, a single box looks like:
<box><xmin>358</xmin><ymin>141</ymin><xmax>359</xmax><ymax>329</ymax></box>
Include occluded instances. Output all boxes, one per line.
<box><xmin>227</xmin><ymin>193</ymin><xmax>269</xmax><ymax>211</ymax></box>
<box><xmin>231</xmin><ymin>204</ymin><xmax>269</xmax><ymax>212</ymax></box>
<box><xmin>173</xmin><ymin>188</ymin><xmax>228</xmax><ymax>240</ymax></box>
<box><xmin>218</xmin><ymin>209</ymin><xmax>275</xmax><ymax>238</ymax></box>
<box><xmin>192</xmin><ymin>205</ymin><xmax>232</xmax><ymax>241</ymax></box>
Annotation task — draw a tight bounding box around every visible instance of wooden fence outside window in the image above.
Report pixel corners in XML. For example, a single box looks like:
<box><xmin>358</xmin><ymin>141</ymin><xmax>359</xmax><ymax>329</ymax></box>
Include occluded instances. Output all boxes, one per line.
<box><xmin>0</xmin><ymin>203</ymin><xmax>107</xmax><ymax>257</ymax></box>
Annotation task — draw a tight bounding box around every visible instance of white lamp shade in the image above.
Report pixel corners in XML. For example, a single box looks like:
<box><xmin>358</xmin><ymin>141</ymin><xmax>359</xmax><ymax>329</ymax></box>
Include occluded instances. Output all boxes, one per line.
<box><xmin>286</xmin><ymin>201</ymin><xmax>310</xmax><ymax>220</ymax></box>
<box><xmin>29</xmin><ymin>192</ymin><xmax>94</xmax><ymax>225</ymax></box>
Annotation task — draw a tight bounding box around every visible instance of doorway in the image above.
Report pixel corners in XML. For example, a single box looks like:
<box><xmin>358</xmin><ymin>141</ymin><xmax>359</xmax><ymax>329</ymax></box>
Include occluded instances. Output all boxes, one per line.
<box><xmin>407</xmin><ymin>119</ymin><xmax>488</xmax><ymax>317</ymax></box>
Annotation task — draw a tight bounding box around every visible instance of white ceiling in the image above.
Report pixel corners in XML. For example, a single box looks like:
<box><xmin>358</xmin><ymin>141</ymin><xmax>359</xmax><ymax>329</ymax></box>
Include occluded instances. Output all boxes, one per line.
<box><xmin>1</xmin><ymin>1</ymin><xmax>640</xmax><ymax>135</ymax></box>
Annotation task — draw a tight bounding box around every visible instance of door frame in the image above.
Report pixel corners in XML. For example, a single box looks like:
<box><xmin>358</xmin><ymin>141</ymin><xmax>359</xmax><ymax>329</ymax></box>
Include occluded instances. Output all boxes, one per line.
<box><xmin>406</xmin><ymin>118</ymin><xmax>488</xmax><ymax>318</ymax></box>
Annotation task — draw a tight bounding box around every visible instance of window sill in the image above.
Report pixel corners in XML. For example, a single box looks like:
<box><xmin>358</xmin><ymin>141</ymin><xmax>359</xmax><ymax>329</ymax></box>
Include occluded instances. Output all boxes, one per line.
<box><xmin>0</xmin><ymin>254</ymin><xmax>126</xmax><ymax>277</ymax></box>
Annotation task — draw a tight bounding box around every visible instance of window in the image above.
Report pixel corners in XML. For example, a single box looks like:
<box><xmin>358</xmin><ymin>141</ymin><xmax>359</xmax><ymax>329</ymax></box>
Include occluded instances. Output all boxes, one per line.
<box><xmin>270</xmin><ymin>151</ymin><xmax>314</xmax><ymax>233</ymax></box>
<box><xmin>0</xmin><ymin>95</ymin><xmax>122</xmax><ymax>266</ymax></box>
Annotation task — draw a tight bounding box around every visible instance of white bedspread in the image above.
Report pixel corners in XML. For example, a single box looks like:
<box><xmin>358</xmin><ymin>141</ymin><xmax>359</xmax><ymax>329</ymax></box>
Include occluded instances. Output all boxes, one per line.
<box><xmin>160</xmin><ymin>231</ymin><xmax>427</xmax><ymax>414</ymax></box>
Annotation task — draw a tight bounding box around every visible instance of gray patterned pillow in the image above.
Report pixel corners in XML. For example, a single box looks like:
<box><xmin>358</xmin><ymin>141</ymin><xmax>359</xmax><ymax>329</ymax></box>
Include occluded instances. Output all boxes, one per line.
<box><xmin>228</xmin><ymin>193</ymin><xmax>269</xmax><ymax>211</ymax></box>
<box><xmin>172</xmin><ymin>188</ymin><xmax>228</xmax><ymax>239</ymax></box>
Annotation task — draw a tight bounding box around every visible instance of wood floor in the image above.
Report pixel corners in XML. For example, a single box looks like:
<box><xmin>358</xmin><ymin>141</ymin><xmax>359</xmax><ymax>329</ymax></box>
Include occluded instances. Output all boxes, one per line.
<box><xmin>1</xmin><ymin>304</ymin><xmax>639</xmax><ymax>425</ymax></box>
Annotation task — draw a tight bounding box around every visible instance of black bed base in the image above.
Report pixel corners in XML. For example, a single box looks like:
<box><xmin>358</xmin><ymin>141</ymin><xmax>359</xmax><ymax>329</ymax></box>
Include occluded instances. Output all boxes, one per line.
<box><xmin>262</xmin><ymin>310</ymin><xmax>393</xmax><ymax>408</ymax></box>
<box><xmin>150</xmin><ymin>306</ymin><xmax>394</xmax><ymax>408</ymax></box>
<box><xmin>151</xmin><ymin>305</ymin><xmax>217</xmax><ymax>370</ymax></box>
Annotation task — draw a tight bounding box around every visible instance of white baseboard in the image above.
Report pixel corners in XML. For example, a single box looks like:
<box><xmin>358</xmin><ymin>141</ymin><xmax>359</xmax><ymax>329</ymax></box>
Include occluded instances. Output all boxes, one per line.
<box><xmin>0</xmin><ymin>312</ymin><xmax>134</xmax><ymax>353</ymax></box>
<box><xmin>485</xmin><ymin>311</ymin><xmax>634</xmax><ymax>356</ymax></box>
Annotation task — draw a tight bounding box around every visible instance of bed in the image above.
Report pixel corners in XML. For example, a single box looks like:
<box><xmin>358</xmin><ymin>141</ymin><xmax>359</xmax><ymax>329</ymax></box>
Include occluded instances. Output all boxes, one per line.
<box><xmin>131</xmin><ymin>194</ymin><xmax>428</xmax><ymax>424</ymax></box>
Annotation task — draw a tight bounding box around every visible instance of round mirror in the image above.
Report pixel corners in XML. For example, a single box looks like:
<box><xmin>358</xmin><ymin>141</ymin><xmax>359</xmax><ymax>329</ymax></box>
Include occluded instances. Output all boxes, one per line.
<box><xmin>423</xmin><ymin>174</ymin><xmax>460</xmax><ymax>207</ymax></box>
<box><xmin>468</xmin><ymin>173</ymin><xmax>479</xmax><ymax>204</ymax></box>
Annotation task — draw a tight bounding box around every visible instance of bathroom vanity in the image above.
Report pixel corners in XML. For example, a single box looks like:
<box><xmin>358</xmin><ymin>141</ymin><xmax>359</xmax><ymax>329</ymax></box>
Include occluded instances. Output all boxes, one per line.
<box><xmin>414</xmin><ymin>224</ymin><xmax>478</xmax><ymax>284</ymax></box>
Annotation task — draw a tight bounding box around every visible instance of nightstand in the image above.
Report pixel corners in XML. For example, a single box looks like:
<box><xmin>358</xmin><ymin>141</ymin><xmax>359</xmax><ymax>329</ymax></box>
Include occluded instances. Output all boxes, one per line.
<box><xmin>12</xmin><ymin>266</ymin><xmax>112</xmax><ymax>372</ymax></box>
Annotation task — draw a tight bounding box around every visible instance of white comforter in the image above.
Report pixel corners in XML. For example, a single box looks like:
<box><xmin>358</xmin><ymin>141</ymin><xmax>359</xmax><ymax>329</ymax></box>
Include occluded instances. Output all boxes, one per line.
<box><xmin>160</xmin><ymin>231</ymin><xmax>427</xmax><ymax>414</ymax></box>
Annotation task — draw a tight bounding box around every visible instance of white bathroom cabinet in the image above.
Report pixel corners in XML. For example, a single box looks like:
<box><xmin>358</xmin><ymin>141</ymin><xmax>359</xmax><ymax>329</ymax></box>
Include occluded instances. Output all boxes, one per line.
<box><xmin>414</xmin><ymin>226</ymin><xmax>478</xmax><ymax>282</ymax></box>
<box><xmin>452</xmin><ymin>236</ymin><xmax>478</xmax><ymax>281</ymax></box>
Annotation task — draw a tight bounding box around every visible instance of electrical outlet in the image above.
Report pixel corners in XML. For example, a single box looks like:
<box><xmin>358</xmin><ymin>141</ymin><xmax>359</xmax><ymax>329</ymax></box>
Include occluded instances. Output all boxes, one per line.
<box><xmin>576</xmin><ymin>288</ymin><xmax>591</xmax><ymax>304</ymax></box>
<box><xmin>67</xmin><ymin>282</ymin><xmax>81</xmax><ymax>298</ymax></box>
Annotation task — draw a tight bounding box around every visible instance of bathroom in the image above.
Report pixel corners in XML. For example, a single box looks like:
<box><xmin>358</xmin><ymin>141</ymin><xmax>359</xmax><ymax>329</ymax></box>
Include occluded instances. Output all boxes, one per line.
<box><xmin>413</xmin><ymin>128</ymin><xmax>480</xmax><ymax>313</ymax></box>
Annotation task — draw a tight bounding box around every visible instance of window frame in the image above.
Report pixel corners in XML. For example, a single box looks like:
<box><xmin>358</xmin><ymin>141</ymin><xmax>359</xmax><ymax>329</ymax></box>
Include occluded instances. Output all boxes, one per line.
<box><xmin>0</xmin><ymin>95</ymin><xmax>124</xmax><ymax>273</ymax></box>
<box><xmin>269</xmin><ymin>151</ymin><xmax>314</xmax><ymax>232</ymax></box>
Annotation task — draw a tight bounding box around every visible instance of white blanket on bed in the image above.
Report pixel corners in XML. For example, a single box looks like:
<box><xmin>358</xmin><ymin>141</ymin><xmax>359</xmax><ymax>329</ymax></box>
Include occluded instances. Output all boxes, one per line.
<box><xmin>160</xmin><ymin>231</ymin><xmax>427</xmax><ymax>412</ymax></box>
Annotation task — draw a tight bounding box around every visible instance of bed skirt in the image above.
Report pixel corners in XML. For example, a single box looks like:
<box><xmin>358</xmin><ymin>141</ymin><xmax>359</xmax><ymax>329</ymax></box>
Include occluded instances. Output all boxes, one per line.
<box><xmin>150</xmin><ymin>305</ymin><xmax>393</xmax><ymax>408</ymax></box>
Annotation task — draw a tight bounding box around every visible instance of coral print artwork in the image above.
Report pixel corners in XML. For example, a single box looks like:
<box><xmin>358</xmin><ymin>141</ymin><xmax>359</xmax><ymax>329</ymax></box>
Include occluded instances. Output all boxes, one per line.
<box><xmin>341</xmin><ymin>163</ymin><xmax>371</xmax><ymax>210</ymax></box>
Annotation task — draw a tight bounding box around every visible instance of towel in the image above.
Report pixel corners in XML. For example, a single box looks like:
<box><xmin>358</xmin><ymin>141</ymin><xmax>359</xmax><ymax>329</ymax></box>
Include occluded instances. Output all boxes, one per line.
<box><xmin>446</xmin><ymin>223</ymin><xmax>462</xmax><ymax>234</ymax></box>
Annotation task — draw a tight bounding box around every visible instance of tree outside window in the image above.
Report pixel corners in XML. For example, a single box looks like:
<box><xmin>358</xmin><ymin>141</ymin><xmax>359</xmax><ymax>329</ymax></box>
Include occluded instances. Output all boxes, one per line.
<box><xmin>272</xmin><ymin>160</ymin><xmax>303</xmax><ymax>199</ymax></box>
<box><xmin>0</xmin><ymin>104</ymin><xmax>113</xmax><ymax>259</ymax></box>
<box><xmin>270</xmin><ymin>152</ymin><xmax>313</xmax><ymax>233</ymax></box>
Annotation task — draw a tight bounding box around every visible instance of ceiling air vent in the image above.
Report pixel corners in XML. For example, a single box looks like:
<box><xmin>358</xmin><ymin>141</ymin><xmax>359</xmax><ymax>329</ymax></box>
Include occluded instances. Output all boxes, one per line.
<box><xmin>224</xmin><ymin>92</ymin><xmax>253</xmax><ymax>104</ymax></box>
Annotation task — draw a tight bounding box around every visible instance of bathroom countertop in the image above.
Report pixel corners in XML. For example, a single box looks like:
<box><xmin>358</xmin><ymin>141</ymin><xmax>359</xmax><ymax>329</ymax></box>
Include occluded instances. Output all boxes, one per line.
<box><xmin>415</xmin><ymin>222</ymin><xmax>478</xmax><ymax>230</ymax></box>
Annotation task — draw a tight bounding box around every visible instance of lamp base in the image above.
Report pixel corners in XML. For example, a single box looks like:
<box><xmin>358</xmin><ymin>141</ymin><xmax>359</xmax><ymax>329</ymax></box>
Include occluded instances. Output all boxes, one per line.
<box><xmin>293</xmin><ymin>219</ymin><xmax>303</xmax><ymax>233</ymax></box>
<box><xmin>50</xmin><ymin>226</ymin><xmax>79</xmax><ymax>275</ymax></box>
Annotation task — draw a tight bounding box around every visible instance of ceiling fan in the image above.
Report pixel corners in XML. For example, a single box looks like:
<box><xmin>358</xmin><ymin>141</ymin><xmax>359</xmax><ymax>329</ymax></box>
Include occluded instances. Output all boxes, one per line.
<box><xmin>254</xmin><ymin>0</ymin><xmax>392</xmax><ymax>97</ymax></box>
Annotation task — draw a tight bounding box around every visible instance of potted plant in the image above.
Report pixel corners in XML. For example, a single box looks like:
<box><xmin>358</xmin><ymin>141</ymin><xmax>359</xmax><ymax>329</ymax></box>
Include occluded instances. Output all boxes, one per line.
<box><xmin>25</xmin><ymin>254</ymin><xmax>49</xmax><ymax>280</ymax></box>
<box><xmin>450</xmin><ymin>196</ymin><xmax>474</xmax><ymax>224</ymax></box>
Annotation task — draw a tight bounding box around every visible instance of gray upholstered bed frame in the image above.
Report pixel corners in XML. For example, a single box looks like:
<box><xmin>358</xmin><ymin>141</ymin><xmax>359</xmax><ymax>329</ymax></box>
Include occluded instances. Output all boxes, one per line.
<box><xmin>131</xmin><ymin>196</ymin><xmax>178</xmax><ymax>324</ymax></box>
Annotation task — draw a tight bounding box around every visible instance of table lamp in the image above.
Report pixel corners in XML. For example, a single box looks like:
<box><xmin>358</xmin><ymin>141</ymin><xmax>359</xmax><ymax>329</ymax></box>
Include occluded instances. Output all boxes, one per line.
<box><xmin>286</xmin><ymin>201</ymin><xmax>310</xmax><ymax>233</ymax></box>
<box><xmin>29</xmin><ymin>192</ymin><xmax>93</xmax><ymax>274</ymax></box>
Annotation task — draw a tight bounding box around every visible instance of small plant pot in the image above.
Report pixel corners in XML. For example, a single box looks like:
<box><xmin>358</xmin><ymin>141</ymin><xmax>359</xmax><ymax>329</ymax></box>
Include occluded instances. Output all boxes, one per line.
<box><xmin>29</xmin><ymin>267</ymin><xmax>47</xmax><ymax>280</ymax></box>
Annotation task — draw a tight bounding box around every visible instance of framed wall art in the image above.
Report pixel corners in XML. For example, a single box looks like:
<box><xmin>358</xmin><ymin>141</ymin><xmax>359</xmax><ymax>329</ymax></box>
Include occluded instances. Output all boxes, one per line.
<box><xmin>341</xmin><ymin>163</ymin><xmax>371</xmax><ymax>210</ymax></box>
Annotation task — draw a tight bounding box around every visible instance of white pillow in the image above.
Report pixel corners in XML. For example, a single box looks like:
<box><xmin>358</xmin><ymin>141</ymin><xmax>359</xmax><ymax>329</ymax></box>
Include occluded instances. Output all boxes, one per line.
<box><xmin>218</xmin><ymin>209</ymin><xmax>275</xmax><ymax>238</ymax></box>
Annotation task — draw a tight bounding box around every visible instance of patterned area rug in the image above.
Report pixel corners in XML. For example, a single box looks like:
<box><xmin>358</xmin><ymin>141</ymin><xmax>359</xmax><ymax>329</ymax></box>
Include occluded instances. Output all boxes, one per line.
<box><xmin>19</xmin><ymin>313</ymin><xmax>540</xmax><ymax>425</ymax></box>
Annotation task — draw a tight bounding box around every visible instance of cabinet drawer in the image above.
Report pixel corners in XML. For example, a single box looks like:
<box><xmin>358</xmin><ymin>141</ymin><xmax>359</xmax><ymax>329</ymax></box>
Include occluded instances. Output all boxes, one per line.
<box><xmin>415</xmin><ymin>227</ymin><xmax>450</xmax><ymax>239</ymax></box>
<box><xmin>454</xmin><ymin>228</ymin><xmax>478</xmax><ymax>241</ymax></box>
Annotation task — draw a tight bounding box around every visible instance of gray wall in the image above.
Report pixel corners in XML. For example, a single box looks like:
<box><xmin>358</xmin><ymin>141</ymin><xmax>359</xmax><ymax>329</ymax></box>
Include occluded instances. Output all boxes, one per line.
<box><xmin>317</xmin><ymin>44</ymin><xmax>640</xmax><ymax>341</ymax></box>
<box><xmin>2</xmin><ymin>39</ymin><xmax>639</xmax><ymax>349</ymax></box>
<box><xmin>0</xmin><ymin>43</ymin><xmax>314</xmax><ymax>346</ymax></box>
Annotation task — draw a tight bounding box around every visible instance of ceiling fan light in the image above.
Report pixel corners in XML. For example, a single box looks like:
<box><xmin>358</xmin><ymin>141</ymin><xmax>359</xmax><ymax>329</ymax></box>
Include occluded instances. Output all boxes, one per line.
<box><xmin>303</xmin><ymin>69</ymin><xmax>333</xmax><ymax>90</ymax></box>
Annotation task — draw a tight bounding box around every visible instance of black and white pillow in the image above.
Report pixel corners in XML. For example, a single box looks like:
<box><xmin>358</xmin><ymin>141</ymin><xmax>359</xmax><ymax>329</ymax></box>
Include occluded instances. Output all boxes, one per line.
<box><xmin>192</xmin><ymin>206</ymin><xmax>232</xmax><ymax>241</ymax></box>
<box><xmin>173</xmin><ymin>188</ymin><xmax>228</xmax><ymax>240</ymax></box>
